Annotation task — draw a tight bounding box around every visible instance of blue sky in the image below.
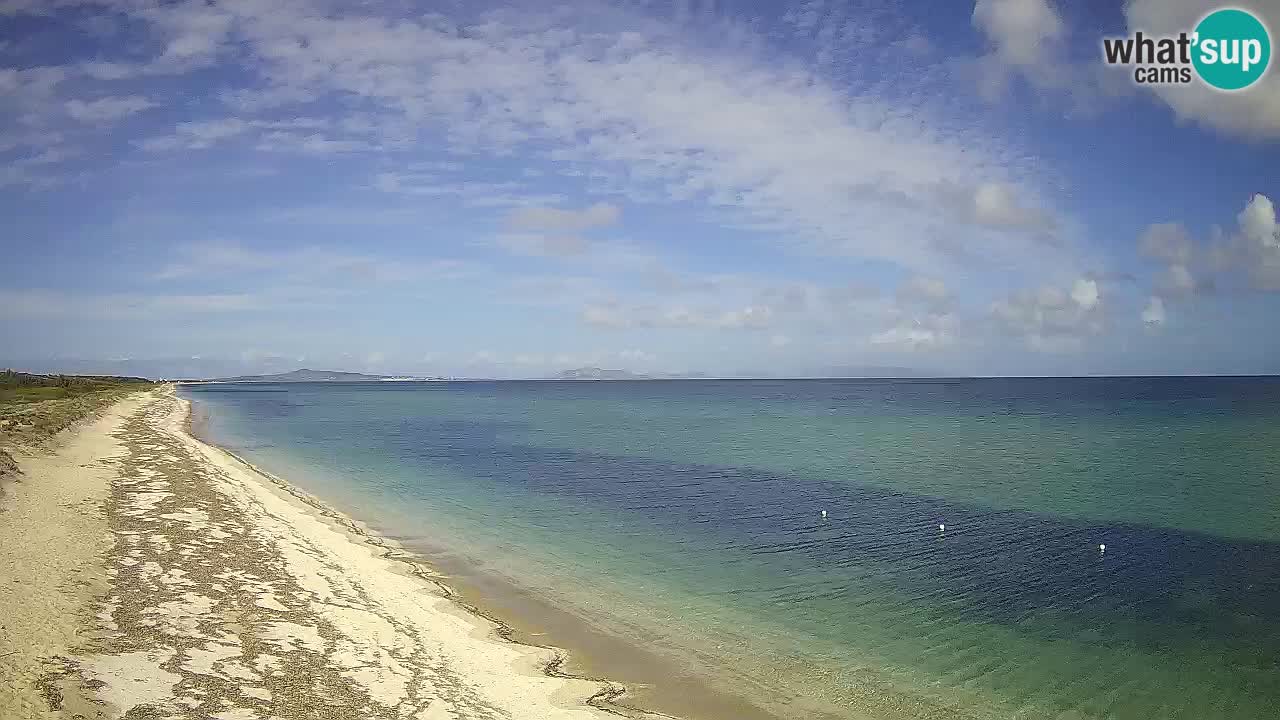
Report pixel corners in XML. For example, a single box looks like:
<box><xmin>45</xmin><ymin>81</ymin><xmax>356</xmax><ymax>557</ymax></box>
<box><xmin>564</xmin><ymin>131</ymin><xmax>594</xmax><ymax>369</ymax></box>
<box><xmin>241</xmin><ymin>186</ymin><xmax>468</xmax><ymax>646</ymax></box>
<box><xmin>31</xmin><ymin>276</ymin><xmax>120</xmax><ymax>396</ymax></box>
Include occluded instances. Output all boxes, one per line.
<box><xmin>2</xmin><ymin>0</ymin><xmax>1278</xmax><ymax>378</ymax></box>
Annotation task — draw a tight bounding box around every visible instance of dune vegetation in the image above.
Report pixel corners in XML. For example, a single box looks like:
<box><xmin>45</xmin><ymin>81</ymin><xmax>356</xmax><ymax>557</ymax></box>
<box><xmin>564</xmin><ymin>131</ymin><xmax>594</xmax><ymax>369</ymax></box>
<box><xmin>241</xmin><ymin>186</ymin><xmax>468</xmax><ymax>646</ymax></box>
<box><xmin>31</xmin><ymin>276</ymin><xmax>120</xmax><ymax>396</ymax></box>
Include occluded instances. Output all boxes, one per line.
<box><xmin>0</xmin><ymin>370</ymin><xmax>155</xmax><ymax>480</ymax></box>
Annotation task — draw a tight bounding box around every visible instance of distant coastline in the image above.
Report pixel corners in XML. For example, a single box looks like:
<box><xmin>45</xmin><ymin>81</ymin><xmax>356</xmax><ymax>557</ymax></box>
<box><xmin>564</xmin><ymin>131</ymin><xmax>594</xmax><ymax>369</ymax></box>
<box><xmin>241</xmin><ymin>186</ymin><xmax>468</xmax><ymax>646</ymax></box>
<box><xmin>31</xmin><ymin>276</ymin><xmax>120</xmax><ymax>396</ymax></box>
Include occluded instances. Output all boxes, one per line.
<box><xmin>177</xmin><ymin>368</ymin><xmax>1280</xmax><ymax>383</ymax></box>
<box><xmin>184</xmin><ymin>368</ymin><xmax>446</xmax><ymax>383</ymax></box>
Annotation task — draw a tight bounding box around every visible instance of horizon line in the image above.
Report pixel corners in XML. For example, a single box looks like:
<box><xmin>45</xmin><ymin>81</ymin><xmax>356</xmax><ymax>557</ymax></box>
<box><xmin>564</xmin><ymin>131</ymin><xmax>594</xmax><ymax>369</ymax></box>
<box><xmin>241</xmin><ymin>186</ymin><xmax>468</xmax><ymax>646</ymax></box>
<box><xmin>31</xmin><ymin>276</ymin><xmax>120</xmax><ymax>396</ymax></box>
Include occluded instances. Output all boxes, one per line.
<box><xmin>174</xmin><ymin>373</ymin><xmax>1280</xmax><ymax>382</ymax></box>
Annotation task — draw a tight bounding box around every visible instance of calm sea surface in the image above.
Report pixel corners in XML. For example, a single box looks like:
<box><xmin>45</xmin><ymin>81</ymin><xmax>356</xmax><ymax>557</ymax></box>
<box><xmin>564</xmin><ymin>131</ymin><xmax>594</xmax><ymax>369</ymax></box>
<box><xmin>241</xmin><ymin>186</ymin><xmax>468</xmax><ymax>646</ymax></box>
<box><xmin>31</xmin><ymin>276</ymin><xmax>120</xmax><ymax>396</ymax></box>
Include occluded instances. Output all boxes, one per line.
<box><xmin>180</xmin><ymin>378</ymin><xmax>1280</xmax><ymax>719</ymax></box>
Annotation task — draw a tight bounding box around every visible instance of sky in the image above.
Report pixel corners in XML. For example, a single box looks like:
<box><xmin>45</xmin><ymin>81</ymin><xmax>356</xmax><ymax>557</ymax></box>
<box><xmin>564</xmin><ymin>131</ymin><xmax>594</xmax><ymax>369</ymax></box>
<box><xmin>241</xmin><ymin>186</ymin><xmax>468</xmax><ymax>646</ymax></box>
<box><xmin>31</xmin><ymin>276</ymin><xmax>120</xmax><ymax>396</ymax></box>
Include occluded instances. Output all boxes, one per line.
<box><xmin>1</xmin><ymin>0</ymin><xmax>1278</xmax><ymax>379</ymax></box>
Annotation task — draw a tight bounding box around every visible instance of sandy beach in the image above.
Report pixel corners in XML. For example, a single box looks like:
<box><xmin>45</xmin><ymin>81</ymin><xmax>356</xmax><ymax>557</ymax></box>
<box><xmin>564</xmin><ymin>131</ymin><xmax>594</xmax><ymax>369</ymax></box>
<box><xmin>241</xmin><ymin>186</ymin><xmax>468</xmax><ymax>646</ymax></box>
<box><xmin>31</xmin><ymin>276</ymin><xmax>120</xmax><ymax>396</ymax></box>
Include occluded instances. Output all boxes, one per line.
<box><xmin>0</xmin><ymin>387</ymin><xmax>636</xmax><ymax>720</ymax></box>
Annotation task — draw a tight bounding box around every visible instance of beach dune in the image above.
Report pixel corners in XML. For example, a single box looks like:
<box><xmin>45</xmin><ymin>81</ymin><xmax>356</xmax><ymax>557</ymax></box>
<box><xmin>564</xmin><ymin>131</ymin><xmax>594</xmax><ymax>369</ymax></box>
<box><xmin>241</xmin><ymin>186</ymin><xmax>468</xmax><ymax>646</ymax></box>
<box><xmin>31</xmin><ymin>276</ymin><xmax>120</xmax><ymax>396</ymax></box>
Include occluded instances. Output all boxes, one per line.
<box><xmin>0</xmin><ymin>388</ymin><xmax>629</xmax><ymax>719</ymax></box>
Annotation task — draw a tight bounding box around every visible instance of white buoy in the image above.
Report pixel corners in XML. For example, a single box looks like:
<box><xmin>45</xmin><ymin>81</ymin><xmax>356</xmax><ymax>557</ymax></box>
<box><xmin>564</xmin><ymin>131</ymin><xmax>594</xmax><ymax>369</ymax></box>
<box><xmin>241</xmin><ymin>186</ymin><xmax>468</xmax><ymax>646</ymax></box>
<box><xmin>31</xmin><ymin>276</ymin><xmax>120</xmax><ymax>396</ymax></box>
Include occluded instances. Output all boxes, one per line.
<box><xmin>939</xmin><ymin>523</ymin><xmax>946</xmax><ymax>532</ymax></box>
<box><xmin>1099</xmin><ymin>543</ymin><xmax>1106</xmax><ymax>552</ymax></box>
<box><xmin>821</xmin><ymin>509</ymin><xmax>828</xmax><ymax>519</ymax></box>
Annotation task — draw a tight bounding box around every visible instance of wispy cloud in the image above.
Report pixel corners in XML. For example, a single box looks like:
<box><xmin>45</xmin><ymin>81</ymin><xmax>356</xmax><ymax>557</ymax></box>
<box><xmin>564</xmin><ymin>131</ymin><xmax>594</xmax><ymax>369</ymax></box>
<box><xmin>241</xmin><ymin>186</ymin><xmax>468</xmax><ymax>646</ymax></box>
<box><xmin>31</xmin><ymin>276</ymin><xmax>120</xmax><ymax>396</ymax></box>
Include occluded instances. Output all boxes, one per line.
<box><xmin>12</xmin><ymin>0</ymin><xmax>1070</xmax><ymax>278</ymax></box>
<box><xmin>508</xmin><ymin>202</ymin><xmax>620</xmax><ymax>233</ymax></box>
<box><xmin>65</xmin><ymin>95</ymin><xmax>154</xmax><ymax>124</ymax></box>
<box><xmin>1</xmin><ymin>0</ymin><xmax>1273</xmax><ymax>376</ymax></box>
<box><xmin>495</xmin><ymin>202</ymin><xmax>623</xmax><ymax>257</ymax></box>
<box><xmin>0</xmin><ymin>289</ymin><xmax>262</xmax><ymax>318</ymax></box>
<box><xmin>151</xmin><ymin>240</ymin><xmax>472</xmax><ymax>286</ymax></box>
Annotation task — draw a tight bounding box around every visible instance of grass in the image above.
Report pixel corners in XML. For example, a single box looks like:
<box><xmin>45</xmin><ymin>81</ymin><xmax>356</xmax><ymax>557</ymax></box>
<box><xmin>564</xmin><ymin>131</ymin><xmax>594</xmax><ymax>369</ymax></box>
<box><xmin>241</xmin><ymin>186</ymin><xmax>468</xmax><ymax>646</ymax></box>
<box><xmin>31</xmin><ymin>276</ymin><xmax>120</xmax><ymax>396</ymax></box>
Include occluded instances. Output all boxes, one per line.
<box><xmin>0</xmin><ymin>370</ymin><xmax>152</xmax><ymax>405</ymax></box>
<box><xmin>1</xmin><ymin>370</ymin><xmax>157</xmax><ymax>478</ymax></box>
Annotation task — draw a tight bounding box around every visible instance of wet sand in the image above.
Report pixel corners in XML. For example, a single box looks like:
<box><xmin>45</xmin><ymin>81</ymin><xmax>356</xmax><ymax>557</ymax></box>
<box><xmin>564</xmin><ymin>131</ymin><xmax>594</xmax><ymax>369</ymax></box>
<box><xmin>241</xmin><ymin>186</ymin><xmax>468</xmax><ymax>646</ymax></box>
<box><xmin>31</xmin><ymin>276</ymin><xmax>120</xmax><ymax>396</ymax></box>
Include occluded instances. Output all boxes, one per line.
<box><xmin>0</xmin><ymin>387</ymin><xmax>647</xmax><ymax>719</ymax></box>
<box><xmin>390</xmin><ymin>540</ymin><xmax>787</xmax><ymax>720</ymax></box>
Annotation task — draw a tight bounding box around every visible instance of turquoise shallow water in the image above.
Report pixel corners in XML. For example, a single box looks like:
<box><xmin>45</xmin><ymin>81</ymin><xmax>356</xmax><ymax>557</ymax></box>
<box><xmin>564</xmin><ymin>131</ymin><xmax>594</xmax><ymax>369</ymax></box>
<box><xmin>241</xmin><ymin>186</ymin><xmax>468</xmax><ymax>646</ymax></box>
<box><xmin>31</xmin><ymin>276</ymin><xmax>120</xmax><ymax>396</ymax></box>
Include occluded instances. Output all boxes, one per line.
<box><xmin>182</xmin><ymin>378</ymin><xmax>1280</xmax><ymax>719</ymax></box>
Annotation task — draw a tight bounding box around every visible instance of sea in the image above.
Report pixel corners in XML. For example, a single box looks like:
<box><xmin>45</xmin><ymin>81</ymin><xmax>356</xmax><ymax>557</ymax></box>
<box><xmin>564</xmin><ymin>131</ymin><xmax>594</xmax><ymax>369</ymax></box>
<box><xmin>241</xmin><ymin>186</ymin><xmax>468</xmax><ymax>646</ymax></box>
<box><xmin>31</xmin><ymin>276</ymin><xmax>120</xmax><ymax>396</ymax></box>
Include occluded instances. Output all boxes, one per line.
<box><xmin>180</xmin><ymin>377</ymin><xmax>1280</xmax><ymax>720</ymax></box>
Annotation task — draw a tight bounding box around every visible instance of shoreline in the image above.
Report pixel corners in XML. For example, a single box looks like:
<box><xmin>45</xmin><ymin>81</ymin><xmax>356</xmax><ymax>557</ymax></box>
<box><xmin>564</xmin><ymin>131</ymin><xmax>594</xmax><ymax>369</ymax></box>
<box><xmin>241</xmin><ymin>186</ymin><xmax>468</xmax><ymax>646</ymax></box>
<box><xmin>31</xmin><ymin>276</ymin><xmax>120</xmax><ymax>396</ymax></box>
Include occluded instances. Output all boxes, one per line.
<box><xmin>164</xmin><ymin>387</ymin><xmax>644</xmax><ymax>719</ymax></box>
<box><xmin>2</xmin><ymin>387</ymin><xmax>658</xmax><ymax>719</ymax></box>
<box><xmin>183</xmin><ymin>391</ymin><xmax>785</xmax><ymax>720</ymax></box>
<box><xmin>178</xmin><ymin>394</ymin><xmax>654</xmax><ymax>719</ymax></box>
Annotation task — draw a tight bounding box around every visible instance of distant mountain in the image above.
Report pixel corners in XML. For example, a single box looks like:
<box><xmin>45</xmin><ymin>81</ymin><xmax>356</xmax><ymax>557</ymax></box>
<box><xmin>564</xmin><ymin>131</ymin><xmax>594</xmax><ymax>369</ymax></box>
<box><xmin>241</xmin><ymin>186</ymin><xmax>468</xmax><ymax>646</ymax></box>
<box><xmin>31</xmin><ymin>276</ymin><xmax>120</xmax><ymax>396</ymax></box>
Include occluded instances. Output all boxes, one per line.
<box><xmin>555</xmin><ymin>367</ymin><xmax>649</xmax><ymax>380</ymax></box>
<box><xmin>198</xmin><ymin>368</ymin><xmax>427</xmax><ymax>383</ymax></box>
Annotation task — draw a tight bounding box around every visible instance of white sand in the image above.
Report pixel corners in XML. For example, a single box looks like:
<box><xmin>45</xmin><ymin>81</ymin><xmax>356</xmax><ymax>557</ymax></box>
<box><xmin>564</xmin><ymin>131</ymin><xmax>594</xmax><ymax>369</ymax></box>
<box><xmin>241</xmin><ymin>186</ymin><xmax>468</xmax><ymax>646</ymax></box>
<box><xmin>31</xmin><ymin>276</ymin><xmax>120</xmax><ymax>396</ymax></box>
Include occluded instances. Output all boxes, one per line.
<box><xmin>1</xmin><ymin>388</ymin><xmax>639</xmax><ymax>719</ymax></box>
<box><xmin>0</xmin><ymin>393</ymin><xmax>150</xmax><ymax>719</ymax></box>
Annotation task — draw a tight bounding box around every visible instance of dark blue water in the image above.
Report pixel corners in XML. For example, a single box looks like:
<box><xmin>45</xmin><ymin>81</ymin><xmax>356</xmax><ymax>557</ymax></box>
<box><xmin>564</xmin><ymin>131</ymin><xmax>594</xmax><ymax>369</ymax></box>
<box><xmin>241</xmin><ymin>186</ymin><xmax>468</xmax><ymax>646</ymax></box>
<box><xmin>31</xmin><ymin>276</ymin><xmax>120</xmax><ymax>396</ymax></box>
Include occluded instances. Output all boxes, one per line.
<box><xmin>182</xmin><ymin>378</ymin><xmax>1280</xmax><ymax>719</ymax></box>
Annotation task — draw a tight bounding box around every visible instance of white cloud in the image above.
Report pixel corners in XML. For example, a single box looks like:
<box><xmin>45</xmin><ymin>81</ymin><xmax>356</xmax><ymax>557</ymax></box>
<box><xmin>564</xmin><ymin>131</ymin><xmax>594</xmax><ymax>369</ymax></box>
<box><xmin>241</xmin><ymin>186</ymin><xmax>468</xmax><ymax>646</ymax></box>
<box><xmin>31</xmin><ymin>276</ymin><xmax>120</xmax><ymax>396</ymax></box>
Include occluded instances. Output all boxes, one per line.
<box><xmin>990</xmin><ymin>277</ymin><xmax>1106</xmax><ymax>351</ymax></box>
<box><xmin>153</xmin><ymin>240</ymin><xmax>470</xmax><ymax>285</ymax></box>
<box><xmin>0</xmin><ymin>67</ymin><xmax>72</xmax><ymax>162</ymax></box>
<box><xmin>973</xmin><ymin>0</ymin><xmax>1064</xmax><ymax>68</ymax></box>
<box><xmin>0</xmin><ymin>144</ymin><xmax>77</xmax><ymax>188</ymax></box>
<box><xmin>971</xmin><ymin>0</ymin><xmax>1068</xmax><ymax>99</ymax></box>
<box><xmin>899</xmin><ymin>274</ymin><xmax>944</xmax><ymax>298</ymax></box>
<box><xmin>0</xmin><ymin>65</ymin><xmax>67</xmax><ymax>100</ymax></box>
<box><xmin>0</xmin><ymin>0</ymin><xmax>1136</xmax><ymax>370</ymax></box>
<box><xmin>1232</xmin><ymin>193</ymin><xmax>1280</xmax><ymax>290</ymax></box>
<box><xmin>1141</xmin><ymin>296</ymin><xmax>1166</xmax><ymax>327</ymax></box>
<box><xmin>496</xmin><ymin>202</ymin><xmax>621</xmax><ymax>257</ymax></box>
<box><xmin>1</xmin><ymin>1</ymin><xmax>1083</xmax><ymax>281</ymax></box>
<box><xmin>80</xmin><ymin>61</ymin><xmax>141</xmax><ymax>80</ymax></box>
<box><xmin>1070</xmin><ymin>278</ymin><xmax>1099</xmax><ymax>310</ymax></box>
<box><xmin>869</xmin><ymin>322</ymin><xmax>951</xmax><ymax>350</ymax></box>
<box><xmin>137</xmin><ymin>117</ymin><xmax>368</xmax><ymax>154</ymax></box>
<box><xmin>0</xmin><ymin>289</ymin><xmax>261</xmax><ymax>318</ymax></box>
<box><xmin>147</xmin><ymin>1</ymin><xmax>1065</xmax><ymax>277</ymax></box>
<box><xmin>65</xmin><ymin>95</ymin><xmax>154</xmax><ymax>124</ymax></box>
<box><xmin>580</xmin><ymin>300</ymin><xmax>773</xmax><ymax>330</ymax></box>
<box><xmin>1126</xmin><ymin>0</ymin><xmax>1280</xmax><ymax>140</ymax></box>
<box><xmin>1144</xmin><ymin>194</ymin><xmax>1280</xmax><ymax>294</ymax></box>
<box><xmin>451</xmin><ymin>348</ymin><xmax>659</xmax><ymax>375</ymax></box>
<box><xmin>508</xmin><ymin>202</ymin><xmax>620</xmax><ymax>232</ymax></box>
<box><xmin>717</xmin><ymin>305</ymin><xmax>774</xmax><ymax>329</ymax></box>
<box><xmin>373</xmin><ymin>173</ymin><xmax>564</xmax><ymax>207</ymax></box>
<box><xmin>1159</xmin><ymin>263</ymin><xmax>1201</xmax><ymax>297</ymax></box>
<box><xmin>255</xmin><ymin>131</ymin><xmax>376</xmax><ymax>154</ymax></box>
<box><xmin>1137</xmin><ymin>222</ymin><xmax>1212</xmax><ymax>297</ymax></box>
<box><xmin>1139</xmin><ymin>223</ymin><xmax>1194</xmax><ymax>265</ymax></box>
<box><xmin>136</xmin><ymin>118</ymin><xmax>249</xmax><ymax>151</ymax></box>
<box><xmin>894</xmin><ymin>34</ymin><xmax>934</xmax><ymax>57</ymax></box>
<box><xmin>978</xmin><ymin>0</ymin><xmax>1065</xmax><ymax>65</ymax></box>
<box><xmin>0</xmin><ymin>128</ymin><xmax>63</xmax><ymax>154</ymax></box>
<box><xmin>971</xmin><ymin>182</ymin><xmax>1052</xmax><ymax>230</ymax></box>
<box><xmin>1239</xmin><ymin>193</ymin><xmax>1278</xmax><ymax>248</ymax></box>
<box><xmin>867</xmin><ymin>275</ymin><xmax>957</xmax><ymax>351</ymax></box>
<box><xmin>144</xmin><ymin>0</ymin><xmax>235</xmax><ymax>72</ymax></box>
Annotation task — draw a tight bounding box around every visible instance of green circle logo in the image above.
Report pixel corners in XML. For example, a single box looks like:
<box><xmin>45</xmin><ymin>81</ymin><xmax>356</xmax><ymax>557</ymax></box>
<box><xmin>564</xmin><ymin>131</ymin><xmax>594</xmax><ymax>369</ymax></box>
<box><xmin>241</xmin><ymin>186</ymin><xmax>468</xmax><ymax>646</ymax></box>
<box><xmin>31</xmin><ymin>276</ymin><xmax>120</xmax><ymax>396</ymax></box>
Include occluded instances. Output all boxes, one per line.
<box><xmin>1192</xmin><ymin>8</ymin><xmax>1271</xmax><ymax>91</ymax></box>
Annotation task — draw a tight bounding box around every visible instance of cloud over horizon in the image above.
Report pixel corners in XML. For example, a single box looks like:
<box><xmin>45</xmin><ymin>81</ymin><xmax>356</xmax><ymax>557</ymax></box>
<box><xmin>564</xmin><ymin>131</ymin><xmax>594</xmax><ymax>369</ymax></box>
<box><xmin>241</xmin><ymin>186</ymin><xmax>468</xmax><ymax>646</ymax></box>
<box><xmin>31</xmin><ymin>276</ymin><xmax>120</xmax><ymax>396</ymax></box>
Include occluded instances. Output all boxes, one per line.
<box><xmin>1</xmin><ymin>0</ymin><xmax>1278</xmax><ymax>377</ymax></box>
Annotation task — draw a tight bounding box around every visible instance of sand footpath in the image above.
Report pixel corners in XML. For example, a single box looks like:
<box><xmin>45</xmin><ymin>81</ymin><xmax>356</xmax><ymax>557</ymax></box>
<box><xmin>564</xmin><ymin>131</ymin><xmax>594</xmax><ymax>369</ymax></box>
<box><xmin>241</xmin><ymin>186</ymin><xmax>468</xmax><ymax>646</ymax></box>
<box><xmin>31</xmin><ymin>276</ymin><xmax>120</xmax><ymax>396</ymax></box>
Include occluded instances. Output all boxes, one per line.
<box><xmin>1</xmin><ymin>387</ymin><xmax>639</xmax><ymax>719</ymax></box>
<box><xmin>1</xmin><ymin>393</ymin><xmax>150</xmax><ymax>718</ymax></box>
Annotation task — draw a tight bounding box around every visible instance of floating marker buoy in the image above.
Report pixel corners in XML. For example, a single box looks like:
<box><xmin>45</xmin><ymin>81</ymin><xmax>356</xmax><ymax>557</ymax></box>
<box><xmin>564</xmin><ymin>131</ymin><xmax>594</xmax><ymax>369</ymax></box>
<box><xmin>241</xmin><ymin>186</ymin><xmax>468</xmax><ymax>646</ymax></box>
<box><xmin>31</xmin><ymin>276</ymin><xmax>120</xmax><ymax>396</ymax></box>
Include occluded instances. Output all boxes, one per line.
<box><xmin>821</xmin><ymin>509</ymin><xmax>828</xmax><ymax>518</ymax></box>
